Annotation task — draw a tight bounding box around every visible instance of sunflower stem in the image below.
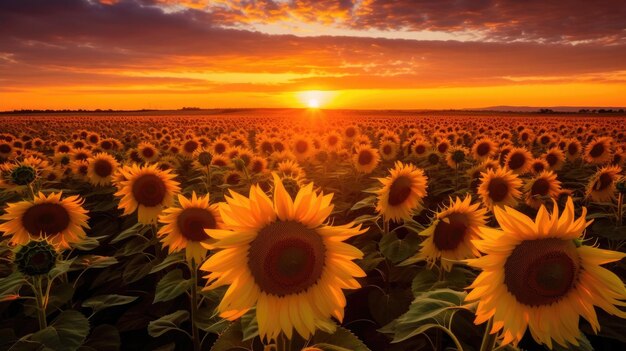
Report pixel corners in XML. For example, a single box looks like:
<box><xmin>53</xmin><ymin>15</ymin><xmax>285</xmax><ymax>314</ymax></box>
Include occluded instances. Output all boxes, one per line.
<box><xmin>189</xmin><ymin>259</ymin><xmax>201</xmax><ymax>351</ymax></box>
<box><xmin>27</xmin><ymin>183</ymin><xmax>36</xmax><ymax>200</ymax></box>
<box><xmin>206</xmin><ymin>165</ymin><xmax>212</xmax><ymax>192</ymax></box>
<box><xmin>479</xmin><ymin>317</ymin><xmax>497</xmax><ymax>351</ymax></box>
<box><xmin>33</xmin><ymin>276</ymin><xmax>47</xmax><ymax>330</ymax></box>
<box><xmin>383</xmin><ymin>220</ymin><xmax>390</xmax><ymax>236</ymax></box>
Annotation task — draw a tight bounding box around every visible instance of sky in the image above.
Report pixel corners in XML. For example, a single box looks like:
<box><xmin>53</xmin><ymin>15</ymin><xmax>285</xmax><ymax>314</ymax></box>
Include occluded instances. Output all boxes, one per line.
<box><xmin>1</xmin><ymin>0</ymin><xmax>625</xmax><ymax>110</ymax></box>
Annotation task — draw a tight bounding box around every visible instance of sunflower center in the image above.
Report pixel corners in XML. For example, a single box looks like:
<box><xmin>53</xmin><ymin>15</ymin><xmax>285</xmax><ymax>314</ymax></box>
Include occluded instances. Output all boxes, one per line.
<box><xmin>507</xmin><ymin>153</ymin><xmax>526</xmax><ymax>170</ymax></box>
<box><xmin>184</xmin><ymin>140</ymin><xmax>198</xmax><ymax>153</ymax></box>
<box><xmin>532</xmin><ymin>162</ymin><xmax>545</xmax><ymax>173</ymax></box>
<box><xmin>93</xmin><ymin>159</ymin><xmax>113</xmax><ymax>178</ymax></box>
<box><xmin>531</xmin><ymin>178</ymin><xmax>551</xmax><ymax>196</ymax></box>
<box><xmin>433</xmin><ymin>213</ymin><xmax>468</xmax><ymax>251</ymax></box>
<box><xmin>383</xmin><ymin>145</ymin><xmax>392</xmax><ymax>155</ymax></box>
<box><xmin>358</xmin><ymin>150</ymin><xmax>373</xmax><ymax>165</ymax></box>
<box><xmin>504</xmin><ymin>238</ymin><xmax>579</xmax><ymax>306</ymax></box>
<box><xmin>428</xmin><ymin>153</ymin><xmax>440</xmax><ymax>165</ymax></box>
<box><xmin>388</xmin><ymin>175</ymin><xmax>413</xmax><ymax>206</ymax></box>
<box><xmin>248</xmin><ymin>220</ymin><xmax>326</xmax><ymax>296</ymax></box>
<box><xmin>568</xmin><ymin>143</ymin><xmax>579</xmax><ymax>155</ymax></box>
<box><xmin>177</xmin><ymin>207</ymin><xmax>216</xmax><ymax>242</ymax></box>
<box><xmin>142</xmin><ymin>147</ymin><xmax>155</xmax><ymax>158</ymax></box>
<box><xmin>487</xmin><ymin>177</ymin><xmax>509</xmax><ymax>202</ymax></box>
<box><xmin>415</xmin><ymin>144</ymin><xmax>426</xmax><ymax>154</ymax></box>
<box><xmin>295</xmin><ymin>140</ymin><xmax>308</xmax><ymax>154</ymax></box>
<box><xmin>22</xmin><ymin>203</ymin><xmax>71</xmax><ymax>237</ymax></box>
<box><xmin>214</xmin><ymin>143</ymin><xmax>227</xmax><ymax>154</ymax></box>
<box><xmin>0</xmin><ymin>144</ymin><xmax>11</xmax><ymax>153</ymax></box>
<box><xmin>11</xmin><ymin>165</ymin><xmax>36</xmax><ymax>185</ymax></box>
<box><xmin>540</xmin><ymin>136</ymin><xmax>550</xmax><ymax>145</ymax></box>
<box><xmin>476</xmin><ymin>142</ymin><xmax>490</xmax><ymax>156</ymax></box>
<box><xmin>596</xmin><ymin>173</ymin><xmax>613</xmax><ymax>191</ymax></box>
<box><xmin>546</xmin><ymin>153</ymin><xmax>558</xmax><ymax>166</ymax></box>
<box><xmin>589</xmin><ymin>143</ymin><xmax>605</xmax><ymax>158</ymax></box>
<box><xmin>132</xmin><ymin>174</ymin><xmax>166</xmax><ymax>206</ymax></box>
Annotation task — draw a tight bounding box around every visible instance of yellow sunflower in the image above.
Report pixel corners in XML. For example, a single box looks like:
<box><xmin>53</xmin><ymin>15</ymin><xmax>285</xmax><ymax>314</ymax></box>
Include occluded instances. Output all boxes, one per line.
<box><xmin>584</xmin><ymin>137</ymin><xmax>613</xmax><ymax>164</ymax></box>
<box><xmin>477</xmin><ymin>167</ymin><xmax>522</xmax><ymax>210</ymax></box>
<box><xmin>586</xmin><ymin>165</ymin><xmax>622</xmax><ymax>202</ymax></box>
<box><xmin>0</xmin><ymin>192</ymin><xmax>89</xmax><ymax>250</ymax></box>
<box><xmin>158</xmin><ymin>192</ymin><xmax>223</xmax><ymax>264</ymax></box>
<box><xmin>375</xmin><ymin>161</ymin><xmax>428</xmax><ymax>223</ymax></box>
<box><xmin>114</xmin><ymin>164</ymin><xmax>181</xmax><ymax>224</ymax></box>
<box><xmin>137</xmin><ymin>142</ymin><xmax>160</xmax><ymax>163</ymax></box>
<box><xmin>466</xmin><ymin>198</ymin><xmax>626</xmax><ymax>349</ymax></box>
<box><xmin>415</xmin><ymin>195</ymin><xmax>487</xmax><ymax>271</ymax></box>
<box><xmin>543</xmin><ymin>147</ymin><xmax>565</xmax><ymax>171</ymax></box>
<box><xmin>471</xmin><ymin>137</ymin><xmax>497</xmax><ymax>161</ymax></box>
<box><xmin>86</xmin><ymin>153</ymin><xmax>119</xmax><ymax>186</ymax></box>
<box><xmin>524</xmin><ymin>170</ymin><xmax>563</xmax><ymax>209</ymax></box>
<box><xmin>200</xmin><ymin>173</ymin><xmax>366</xmax><ymax>341</ymax></box>
<box><xmin>353</xmin><ymin>145</ymin><xmax>380</xmax><ymax>174</ymax></box>
<box><xmin>379</xmin><ymin>140</ymin><xmax>399</xmax><ymax>161</ymax></box>
<box><xmin>504</xmin><ymin>147</ymin><xmax>532</xmax><ymax>174</ymax></box>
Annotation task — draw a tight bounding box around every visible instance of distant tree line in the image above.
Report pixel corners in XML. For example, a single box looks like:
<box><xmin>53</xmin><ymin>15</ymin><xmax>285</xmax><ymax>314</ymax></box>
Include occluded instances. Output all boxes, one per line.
<box><xmin>577</xmin><ymin>108</ymin><xmax>625</xmax><ymax>113</ymax></box>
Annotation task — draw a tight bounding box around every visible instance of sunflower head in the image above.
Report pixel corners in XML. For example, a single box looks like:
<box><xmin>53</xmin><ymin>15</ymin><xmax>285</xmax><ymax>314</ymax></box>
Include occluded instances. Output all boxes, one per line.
<box><xmin>10</xmin><ymin>165</ymin><xmax>37</xmax><ymax>186</ymax></box>
<box><xmin>466</xmin><ymin>198</ymin><xmax>626</xmax><ymax>349</ymax></box>
<box><xmin>14</xmin><ymin>240</ymin><xmax>58</xmax><ymax>276</ymax></box>
<box><xmin>201</xmin><ymin>173</ymin><xmax>366</xmax><ymax>341</ymax></box>
<box><xmin>376</xmin><ymin>161</ymin><xmax>428</xmax><ymax>223</ymax></box>
<box><xmin>477</xmin><ymin>167</ymin><xmax>522</xmax><ymax>210</ymax></box>
<box><xmin>416</xmin><ymin>195</ymin><xmax>487</xmax><ymax>271</ymax></box>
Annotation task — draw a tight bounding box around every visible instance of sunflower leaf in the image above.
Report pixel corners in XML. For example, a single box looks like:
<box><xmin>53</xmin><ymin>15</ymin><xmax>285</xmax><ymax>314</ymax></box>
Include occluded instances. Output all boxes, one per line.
<box><xmin>150</xmin><ymin>251</ymin><xmax>185</xmax><ymax>274</ymax></box>
<box><xmin>147</xmin><ymin>310</ymin><xmax>189</xmax><ymax>338</ymax></box>
<box><xmin>311</xmin><ymin>325</ymin><xmax>371</xmax><ymax>351</ymax></box>
<box><xmin>82</xmin><ymin>294</ymin><xmax>139</xmax><ymax>313</ymax></box>
<box><xmin>0</xmin><ymin>272</ymin><xmax>26</xmax><ymax>302</ymax></box>
<box><xmin>153</xmin><ymin>269</ymin><xmax>191</xmax><ymax>303</ymax></box>
<box><xmin>29</xmin><ymin>310</ymin><xmax>90</xmax><ymax>351</ymax></box>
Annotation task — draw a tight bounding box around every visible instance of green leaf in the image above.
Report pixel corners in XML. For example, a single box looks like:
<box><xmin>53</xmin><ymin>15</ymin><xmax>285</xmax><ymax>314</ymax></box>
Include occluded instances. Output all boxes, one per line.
<box><xmin>82</xmin><ymin>324</ymin><xmax>120</xmax><ymax>351</ymax></box>
<box><xmin>49</xmin><ymin>257</ymin><xmax>76</xmax><ymax>280</ymax></box>
<box><xmin>111</xmin><ymin>223</ymin><xmax>146</xmax><ymax>244</ymax></box>
<box><xmin>240</xmin><ymin>308</ymin><xmax>258</xmax><ymax>341</ymax></box>
<box><xmin>379</xmin><ymin>229</ymin><xmax>420</xmax><ymax>263</ymax></box>
<box><xmin>147</xmin><ymin>310</ymin><xmax>189</xmax><ymax>338</ymax></box>
<box><xmin>154</xmin><ymin>269</ymin><xmax>192</xmax><ymax>303</ymax></box>
<box><xmin>150</xmin><ymin>251</ymin><xmax>184</xmax><ymax>274</ymax></box>
<box><xmin>310</xmin><ymin>325</ymin><xmax>370</xmax><ymax>351</ymax></box>
<box><xmin>83</xmin><ymin>294</ymin><xmax>139</xmax><ymax>313</ymax></box>
<box><xmin>209</xmin><ymin>322</ymin><xmax>254</xmax><ymax>351</ymax></box>
<box><xmin>72</xmin><ymin>235</ymin><xmax>106</xmax><ymax>251</ymax></box>
<box><xmin>73</xmin><ymin>255</ymin><xmax>118</xmax><ymax>269</ymax></box>
<box><xmin>30</xmin><ymin>310</ymin><xmax>90</xmax><ymax>351</ymax></box>
<box><xmin>350</xmin><ymin>195</ymin><xmax>376</xmax><ymax>211</ymax></box>
<box><xmin>122</xmin><ymin>254</ymin><xmax>154</xmax><ymax>284</ymax></box>
<box><xmin>0</xmin><ymin>271</ymin><xmax>26</xmax><ymax>302</ymax></box>
<box><xmin>380</xmin><ymin>288</ymin><xmax>470</xmax><ymax>343</ymax></box>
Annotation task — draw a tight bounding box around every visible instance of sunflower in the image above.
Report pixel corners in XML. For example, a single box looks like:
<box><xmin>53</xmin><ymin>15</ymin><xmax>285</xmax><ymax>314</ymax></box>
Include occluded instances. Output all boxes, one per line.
<box><xmin>504</xmin><ymin>147</ymin><xmax>532</xmax><ymax>174</ymax></box>
<box><xmin>276</xmin><ymin>159</ymin><xmax>304</xmax><ymax>179</ymax></box>
<box><xmin>158</xmin><ymin>192</ymin><xmax>223</xmax><ymax>264</ymax></box>
<box><xmin>471</xmin><ymin>137</ymin><xmax>497</xmax><ymax>161</ymax></box>
<box><xmin>465</xmin><ymin>198</ymin><xmax>626</xmax><ymax>349</ymax></box>
<box><xmin>446</xmin><ymin>146</ymin><xmax>468</xmax><ymax>169</ymax></box>
<box><xmin>248</xmin><ymin>156</ymin><xmax>268</xmax><ymax>174</ymax></box>
<box><xmin>0</xmin><ymin>158</ymin><xmax>41</xmax><ymax>193</ymax></box>
<box><xmin>223</xmin><ymin>170</ymin><xmax>244</xmax><ymax>186</ymax></box>
<box><xmin>379</xmin><ymin>141</ymin><xmax>399</xmax><ymax>161</ymax></box>
<box><xmin>586</xmin><ymin>165</ymin><xmax>622</xmax><ymax>202</ymax></box>
<box><xmin>411</xmin><ymin>139</ymin><xmax>431</xmax><ymax>158</ymax></box>
<box><xmin>137</xmin><ymin>142</ymin><xmax>160</xmax><ymax>163</ymax></box>
<box><xmin>477</xmin><ymin>167</ymin><xmax>522</xmax><ymax>210</ymax></box>
<box><xmin>543</xmin><ymin>147</ymin><xmax>565</xmax><ymax>171</ymax></box>
<box><xmin>584</xmin><ymin>137</ymin><xmax>613</xmax><ymax>164</ymax></box>
<box><xmin>415</xmin><ymin>195</ymin><xmax>487</xmax><ymax>271</ymax></box>
<box><xmin>200</xmin><ymin>173</ymin><xmax>366</xmax><ymax>341</ymax></box>
<box><xmin>292</xmin><ymin>137</ymin><xmax>313</xmax><ymax>161</ymax></box>
<box><xmin>529</xmin><ymin>158</ymin><xmax>549</xmax><ymax>175</ymax></box>
<box><xmin>115</xmin><ymin>164</ymin><xmax>181</xmax><ymax>224</ymax></box>
<box><xmin>524</xmin><ymin>170</ymin><xmax>563</xmax><ymax>209</ymax></box>
<box><xmin>353</xmin><ymin>145</ymin><xmax>380</xmax><ymax>174</ymax></box>
<box><xmin>0</xmin><ymin>192</ymin><xmax>89</xmax><ymax>250</ymax></box>
<box><xmin>0</xmin><ymin>141</ymin><xmax>14</xmax><ymax>159</ymax></box>
<box><xmin>375</xmin><ymin>161</ymin><xmax>428</xmax><ymax>222</ymax></box>
<box><xmin>86</xmin><ymin>153</ymin><xmax>119</xmax><ymax>186</ymax></box>
<box><xmin>181</xmin><ymin>138</ymin><xmax>200</xmax><ymax>158</ymax></box>
<box><xmin>323</xmin><ymin>132</ymin><xmax>342</xmax><ymax>152</ymax></box>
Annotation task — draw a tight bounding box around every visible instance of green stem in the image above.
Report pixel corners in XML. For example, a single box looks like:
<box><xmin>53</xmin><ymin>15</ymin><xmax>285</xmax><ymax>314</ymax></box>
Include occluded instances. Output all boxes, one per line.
<box><xmin>383</xmin><ymin>220</ymin><xmax>390</xmax><ymax>236</ymax></box>
<box><xmin>189</xmin><ymin>260</ymin><xmax>201</xmax><ymax>351</ymax></box>
<box><xmin>33</xmin><ymin>276</ymin><xmax>47</xmax><ymax>330</ymax></box>
<box><xmin>479</xmin><ymin>317</ymin><xmax>497</xmax><ymax>351</ymax></box>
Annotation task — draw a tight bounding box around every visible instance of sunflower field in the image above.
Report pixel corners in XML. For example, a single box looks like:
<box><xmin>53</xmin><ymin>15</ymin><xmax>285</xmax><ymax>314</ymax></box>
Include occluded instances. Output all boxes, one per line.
<box><xmin>0</xmin><ymin>110</ymin><xmax>625</xmax><ymax>351</ymax></box>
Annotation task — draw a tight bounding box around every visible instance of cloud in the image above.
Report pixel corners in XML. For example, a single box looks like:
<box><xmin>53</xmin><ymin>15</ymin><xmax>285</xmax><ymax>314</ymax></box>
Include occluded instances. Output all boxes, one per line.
<box><xmin>0</xmin><ymin>0</ymin><xmax>625</xmax><ymax>101</ymax></box>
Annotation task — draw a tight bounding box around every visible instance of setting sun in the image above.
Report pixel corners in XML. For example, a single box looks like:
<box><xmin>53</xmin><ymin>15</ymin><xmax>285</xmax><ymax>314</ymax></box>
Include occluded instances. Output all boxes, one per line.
<box><xmin>297</xmin><ymin>90</ymin><xmax>334</xmax><ymax>109</ymax></box>
<box><xmin>307</xmin><ymin>98</ymin><xmax>319</xmax><ymax>108</ymax></box>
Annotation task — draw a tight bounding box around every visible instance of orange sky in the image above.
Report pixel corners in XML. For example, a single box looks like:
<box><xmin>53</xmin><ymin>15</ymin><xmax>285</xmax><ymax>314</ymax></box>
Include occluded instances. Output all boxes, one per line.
<box><xmin>1</xmin><ymin>0</ymin><xmax>625</xmax><ymax>110</ymax></box>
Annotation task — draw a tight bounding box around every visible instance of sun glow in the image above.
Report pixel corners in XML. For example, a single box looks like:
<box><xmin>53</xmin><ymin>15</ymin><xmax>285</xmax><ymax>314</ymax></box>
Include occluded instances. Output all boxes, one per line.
<box><xmin>297</xmin><ymin>90</ymin><xmax>333</xmax><ymax>109</ymax></box>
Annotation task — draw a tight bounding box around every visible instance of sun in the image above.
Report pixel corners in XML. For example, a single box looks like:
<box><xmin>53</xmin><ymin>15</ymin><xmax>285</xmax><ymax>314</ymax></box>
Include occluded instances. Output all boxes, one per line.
<box><xmin>297</xmin><ymin>90</ymin><xmax>335</xmax><ymax>109</ymax></box>
<box><xmin>307</xmin><ymin>98</ymin><xmax>320</xmax><ymax>108</ymax></box>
